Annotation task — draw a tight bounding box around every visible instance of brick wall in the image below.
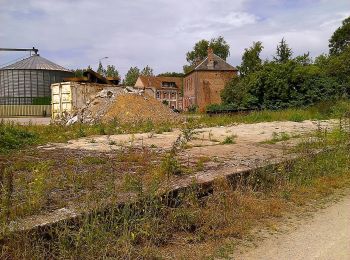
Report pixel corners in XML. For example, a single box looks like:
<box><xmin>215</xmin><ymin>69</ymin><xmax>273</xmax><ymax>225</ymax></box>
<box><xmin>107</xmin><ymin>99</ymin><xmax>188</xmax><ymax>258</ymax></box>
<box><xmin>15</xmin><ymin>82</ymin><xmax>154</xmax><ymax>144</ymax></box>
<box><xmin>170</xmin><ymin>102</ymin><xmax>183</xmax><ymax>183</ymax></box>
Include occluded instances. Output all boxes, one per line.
<box><xmin>183</xmin><ymin>70</ymin><xmax>237</xmax><ymax>112</ymax></box>
<box><xmin>183</xmin><ymin>72</ymin><xmax>197</xmax><ymax>110</ymax></box>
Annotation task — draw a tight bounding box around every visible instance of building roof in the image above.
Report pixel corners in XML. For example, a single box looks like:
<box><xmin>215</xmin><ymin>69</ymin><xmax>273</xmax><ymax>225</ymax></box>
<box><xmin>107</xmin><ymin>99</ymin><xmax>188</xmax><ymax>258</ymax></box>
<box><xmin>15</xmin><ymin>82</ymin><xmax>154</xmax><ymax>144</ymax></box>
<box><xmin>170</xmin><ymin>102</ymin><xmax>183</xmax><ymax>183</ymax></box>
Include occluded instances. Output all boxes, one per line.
<box><xmin>0</xmin><ymin>54</ymin><xmax>71</xmax><ymax>72</ymax></box>
<box><xmin>185</xmin><ymin>53</ymin><xmax>238</xmax><ymax>77</ymax></box>
<box><xmin>193</xmin><ymin>53</ymin><xmax>237</xmax><ymax>72</ymax></box>
<box><xmin>135</xmin><ymin>76</ymin><xmax>183</xmax><ymax>90</ymax></box>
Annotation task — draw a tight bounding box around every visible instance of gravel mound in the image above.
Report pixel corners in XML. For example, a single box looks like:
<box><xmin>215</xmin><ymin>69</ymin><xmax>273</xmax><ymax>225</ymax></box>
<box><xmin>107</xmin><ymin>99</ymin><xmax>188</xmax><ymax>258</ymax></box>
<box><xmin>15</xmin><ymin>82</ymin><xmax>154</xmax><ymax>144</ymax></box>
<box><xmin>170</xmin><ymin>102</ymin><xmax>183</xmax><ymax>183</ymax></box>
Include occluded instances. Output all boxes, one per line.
<box><xmin>66</xmin><ymin>88</ymin><xmax>181</xmax><ymax>125</ymax></box>
<box><xmin>102</xmin><ymin>93</ymin><xmax>181</xmax><ymax>124</ymax></box>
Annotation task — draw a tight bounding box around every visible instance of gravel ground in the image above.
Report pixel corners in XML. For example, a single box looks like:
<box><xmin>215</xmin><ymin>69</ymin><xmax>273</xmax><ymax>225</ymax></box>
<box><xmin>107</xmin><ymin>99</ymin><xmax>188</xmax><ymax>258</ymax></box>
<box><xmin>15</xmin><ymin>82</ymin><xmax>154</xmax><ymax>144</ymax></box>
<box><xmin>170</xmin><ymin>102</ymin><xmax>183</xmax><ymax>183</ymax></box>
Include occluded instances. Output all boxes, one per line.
<box><xmin>231</xmin><ymin>194</ymin><xmax>350</xmax><ymax>260</ymax></box>
<box><xmin>43</xmin><ymin>119</ymin><xmax>337</xmax><ymax>169</ymax></box>
<box><xmin>1</xmin><ymin>117</ymin><xmax>51</xmax><ymax>125</ymax></box>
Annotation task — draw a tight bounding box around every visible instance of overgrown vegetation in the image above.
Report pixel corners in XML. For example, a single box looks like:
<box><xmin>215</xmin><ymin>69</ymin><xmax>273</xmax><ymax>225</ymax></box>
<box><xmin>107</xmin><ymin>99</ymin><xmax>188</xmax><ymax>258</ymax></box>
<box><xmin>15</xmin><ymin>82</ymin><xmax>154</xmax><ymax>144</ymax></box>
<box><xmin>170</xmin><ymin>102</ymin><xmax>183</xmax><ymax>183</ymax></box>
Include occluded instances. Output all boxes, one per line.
<box><xmin>201</xmin><ymin>100</ymin><xmax>350</xmax><ymax>127</ymax></box>
<box><xmin>1</xmin><ymin>119</ymin><xmax>349</xmax><ymax>259</ymax></box>
<box><xmin>1</xmin><ymin>12</ymin><xmax>349</xmax><ymax>260</ymax></box>
<box><xmin>0</xmin><ymin>100</ymin><xmax>349</xmax><ymax>154</ymax></box>
<box><xmin>0</xmin><ymin>121</ymin><xmax>37</xmax><ymax>153</ymax></box>
<box><xmin>215</xmin><ymin>16</ymin><xmax>350</xmax><ymax>112</ymax></box>
<box><xmin>262</xmin><ymin>132</ymin><xmax>293</xmax><ymax>144</ymax></box>
<box><xmin>221</xmin><ymin>134</ymin><xmax>236</xmax><ymax>144</ymax></box>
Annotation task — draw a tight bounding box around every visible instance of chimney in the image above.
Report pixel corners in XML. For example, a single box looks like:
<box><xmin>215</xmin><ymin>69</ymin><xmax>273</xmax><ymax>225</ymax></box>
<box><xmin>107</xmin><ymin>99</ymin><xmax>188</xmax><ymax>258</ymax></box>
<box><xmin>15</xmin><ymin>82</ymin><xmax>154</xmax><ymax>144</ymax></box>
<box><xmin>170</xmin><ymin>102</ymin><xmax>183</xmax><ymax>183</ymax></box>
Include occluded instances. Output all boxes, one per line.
<box><xmin>207</xmin><ymin>47</ymin><xmax>214</xmax><ymax>69</ymax></box>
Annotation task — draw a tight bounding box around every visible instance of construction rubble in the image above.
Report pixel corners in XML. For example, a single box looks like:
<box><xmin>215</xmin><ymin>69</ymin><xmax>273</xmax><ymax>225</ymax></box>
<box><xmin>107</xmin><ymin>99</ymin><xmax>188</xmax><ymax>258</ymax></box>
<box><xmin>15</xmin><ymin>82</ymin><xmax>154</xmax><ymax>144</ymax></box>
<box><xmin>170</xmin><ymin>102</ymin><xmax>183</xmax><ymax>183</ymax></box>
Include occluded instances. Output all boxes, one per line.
<box><xmin>60</xmin><ymin>87</ymin><xmax>181</xmax><ymax>125</ymax></box>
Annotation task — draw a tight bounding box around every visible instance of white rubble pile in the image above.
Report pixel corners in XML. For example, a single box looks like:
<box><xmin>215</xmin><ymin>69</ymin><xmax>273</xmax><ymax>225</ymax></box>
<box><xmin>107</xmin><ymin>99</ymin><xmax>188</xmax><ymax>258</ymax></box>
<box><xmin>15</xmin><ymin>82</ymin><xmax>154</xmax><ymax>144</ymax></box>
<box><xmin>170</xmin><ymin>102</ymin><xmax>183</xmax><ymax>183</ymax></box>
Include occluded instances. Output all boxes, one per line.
<box><xmin>62</xmin><ymin>87</ymin><xmax>143</xmax><ymax>125</ymax></box>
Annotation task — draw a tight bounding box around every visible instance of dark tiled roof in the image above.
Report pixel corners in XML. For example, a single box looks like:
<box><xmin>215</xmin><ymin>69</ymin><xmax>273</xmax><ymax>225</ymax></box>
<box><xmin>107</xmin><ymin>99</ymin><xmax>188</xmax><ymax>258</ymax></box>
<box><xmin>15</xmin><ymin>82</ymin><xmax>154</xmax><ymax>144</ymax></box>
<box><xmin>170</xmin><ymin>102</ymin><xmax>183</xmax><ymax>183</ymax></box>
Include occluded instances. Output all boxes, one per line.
<box><xmin>193</xmin><ymin>54</ymin><xmax>237</xmax><ymax>72</ymax></box>
<box><xmin>0</xmin><ymin>54</ymin><xmax>71</xmax><ymax>72</ymax></box>
<box><xmin>135</xmin><ymin>76</ymin><xmax>182</xmax><ymax>90</ymax></box>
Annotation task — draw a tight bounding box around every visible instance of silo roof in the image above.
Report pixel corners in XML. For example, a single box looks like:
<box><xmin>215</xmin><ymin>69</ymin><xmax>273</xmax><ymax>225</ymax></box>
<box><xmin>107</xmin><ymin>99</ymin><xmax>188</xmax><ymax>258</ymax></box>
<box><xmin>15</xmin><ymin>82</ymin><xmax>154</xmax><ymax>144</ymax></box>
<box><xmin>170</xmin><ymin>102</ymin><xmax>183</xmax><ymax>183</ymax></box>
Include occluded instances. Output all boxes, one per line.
<box><xmin>0</xmin><ymin>54</ymin><xmax>71</xmax><ymax>72</ymax></box>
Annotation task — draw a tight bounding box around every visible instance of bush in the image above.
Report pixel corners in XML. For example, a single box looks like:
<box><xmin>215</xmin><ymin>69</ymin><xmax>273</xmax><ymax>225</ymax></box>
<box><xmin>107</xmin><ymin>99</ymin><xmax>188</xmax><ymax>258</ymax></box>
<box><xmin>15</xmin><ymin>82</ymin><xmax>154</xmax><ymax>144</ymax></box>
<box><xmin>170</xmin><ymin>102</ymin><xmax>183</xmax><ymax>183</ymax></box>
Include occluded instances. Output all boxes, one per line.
<box><xmin>221</xmin><ymin>59</ymin><xmax>348</xmax><ymax>110</ymax></box>
<box><xmin>188</xmin><ymin>105</ymin><xmax>198</xmax><ymax>113</ymax></box>
<box><xmin>0</xmin><ymin>123</ymin><xmax>37</xmax><ymax>153</ymax></box>
<box><xmin>221</xmin><ymin>135</ymin><xmax>236</xmax><ymax>144</ymax></box>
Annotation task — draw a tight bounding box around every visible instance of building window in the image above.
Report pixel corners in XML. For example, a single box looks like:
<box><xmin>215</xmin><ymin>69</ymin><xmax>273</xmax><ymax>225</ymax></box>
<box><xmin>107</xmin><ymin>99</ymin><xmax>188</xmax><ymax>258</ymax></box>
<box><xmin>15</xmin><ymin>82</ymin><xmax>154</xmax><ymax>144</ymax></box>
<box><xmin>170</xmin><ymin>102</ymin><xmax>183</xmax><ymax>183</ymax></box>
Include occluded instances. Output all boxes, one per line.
<box><xmin>156</xmin><ymin>91</ymin><xmax>160</xmax><ymax>99</ymax></box>
<box><xmin>162</xmin><ymin>82</ymin><xmax>176</xmax><ymax>88</ymax></box>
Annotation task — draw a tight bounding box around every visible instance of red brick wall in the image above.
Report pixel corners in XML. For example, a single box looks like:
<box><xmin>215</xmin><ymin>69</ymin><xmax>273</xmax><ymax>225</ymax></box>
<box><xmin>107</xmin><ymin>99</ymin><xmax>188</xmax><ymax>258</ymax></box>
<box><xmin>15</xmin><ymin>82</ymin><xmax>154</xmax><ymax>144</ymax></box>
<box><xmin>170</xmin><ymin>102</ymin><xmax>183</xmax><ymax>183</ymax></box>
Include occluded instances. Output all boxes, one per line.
<box><xmin>183</xmin><ymin>70</ymin><xmax>237</xmax><ymax>112</ymax></box>
<box><xmin>183</xmin><ymin>72</ymin><xmax>197</xmax><ymax>110</ymax></box>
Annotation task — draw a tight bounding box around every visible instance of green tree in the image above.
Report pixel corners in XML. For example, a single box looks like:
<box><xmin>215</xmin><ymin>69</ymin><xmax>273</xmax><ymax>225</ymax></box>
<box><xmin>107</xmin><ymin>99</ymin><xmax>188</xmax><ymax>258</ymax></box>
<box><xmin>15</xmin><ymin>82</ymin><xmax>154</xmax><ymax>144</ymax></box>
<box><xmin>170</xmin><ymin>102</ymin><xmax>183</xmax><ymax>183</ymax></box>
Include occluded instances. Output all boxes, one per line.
<box><xmin>157</xmin><ymin>72</ymin><xmax>184</xmax><ymax>77</ymax></box>
<box><xmin>273</xmin><ymin>38</ymin><xmax>293</xmax><ymax>63</ymax></box>
<box><xmin>294</xmin><ymin>52</ymin><xmax>312</xmax><ymax>66</ymax></box>
<box><xmin>329</xmin><ymin>16</ymin><xmax>350</xmax><ymax>55</ymax></box>
<box><xmin>324</xmin><ymin>46</ymin><xmax>350</xmax><ymax>92</ymax></box>
<box><xmin>183</xmin><ymin>65</ymin><xmax>194</xmax><ymax>74</ymax></box>
<box><xmin>72</xmin><ymin>69</ymin><xmax>84</xmax><ymax>77</ymax></box>
<box><xmin>221</xmin><ymin>76</ymin><xmax>251</xmax><ymax>108</ymax></box>
<box><xmin>97</xmin><ymin>61</ymin><xmax>106</xmax><ymax>76</ymax></box>
<box><xmin>184</xmin><ymin>36</ymin><xmax>230</xmax><ymax>72</ymax></box>
<box><xmin>238</xmin><ymin>41</ymin><xmax>264</xmax><ymax>77</ymax></box>
<box><xmin>314</xmin><ymin>54</ymin><xmax>329</xmax><ymax>67</ymax></box>
<box><xmin>222</xmin><ymin>59</ymin><xmax>344</xmax><ymax>110</ymax></box>
<box><xmin>106</xmin><ymin>65</ymin><xmax>120</xmax><ymax>78</ymax></box>
<box><xmin>124</xmin><ymin>66</ymin><xmax>140</xmax><ymax>86</ymax></box>
<box><xmin>140</xmin><ymin>65</ymin><xmax>154</xmax><ymax>77</ymax></box>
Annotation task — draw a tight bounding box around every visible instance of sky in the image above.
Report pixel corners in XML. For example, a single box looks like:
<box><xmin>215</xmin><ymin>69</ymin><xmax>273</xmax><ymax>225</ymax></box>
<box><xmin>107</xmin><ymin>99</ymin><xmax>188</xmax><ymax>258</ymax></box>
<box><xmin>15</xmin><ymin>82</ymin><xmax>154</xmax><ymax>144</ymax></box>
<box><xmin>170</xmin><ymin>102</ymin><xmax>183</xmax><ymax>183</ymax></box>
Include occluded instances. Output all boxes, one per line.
<box><xmin>0</xmin><ymin>0</ymin><xmax>349</xmax><ymax>77</ymax></box>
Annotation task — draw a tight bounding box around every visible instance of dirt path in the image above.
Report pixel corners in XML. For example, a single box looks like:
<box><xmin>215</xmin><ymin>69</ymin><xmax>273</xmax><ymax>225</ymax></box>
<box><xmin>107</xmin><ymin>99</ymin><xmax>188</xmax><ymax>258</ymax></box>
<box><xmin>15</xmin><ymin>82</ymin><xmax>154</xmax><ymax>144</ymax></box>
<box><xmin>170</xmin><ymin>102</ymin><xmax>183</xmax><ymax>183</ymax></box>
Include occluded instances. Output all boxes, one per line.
<box><xmin>231</xmin><ymin>194</ymin><xmax>350</xmax><ymax>260</ymax></box>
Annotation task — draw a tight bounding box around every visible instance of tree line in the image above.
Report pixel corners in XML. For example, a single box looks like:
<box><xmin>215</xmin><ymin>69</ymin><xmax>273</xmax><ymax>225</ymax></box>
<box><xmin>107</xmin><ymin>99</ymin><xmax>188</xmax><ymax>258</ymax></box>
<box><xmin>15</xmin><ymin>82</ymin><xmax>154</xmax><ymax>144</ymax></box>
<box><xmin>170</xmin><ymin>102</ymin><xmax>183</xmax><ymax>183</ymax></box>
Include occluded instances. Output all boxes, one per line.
<box><xmin>214</xmin><ymin>16</ymin><xmax>350</xmax><ymax>111</ymax></box>
<box><xmin>71</xmin><ymin>15</ymin><xmax>349</xmax><ymax>104</ymax></box>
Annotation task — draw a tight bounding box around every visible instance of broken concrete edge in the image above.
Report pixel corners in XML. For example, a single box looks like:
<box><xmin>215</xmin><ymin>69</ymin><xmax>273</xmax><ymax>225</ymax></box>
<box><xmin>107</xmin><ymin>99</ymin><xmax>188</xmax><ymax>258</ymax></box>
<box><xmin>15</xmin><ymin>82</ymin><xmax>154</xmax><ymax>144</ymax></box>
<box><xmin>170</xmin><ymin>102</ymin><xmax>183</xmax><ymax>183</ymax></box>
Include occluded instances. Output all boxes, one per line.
<box><xmin>0</xmin><ymin>148</ymin><xmax>330</xmax><ymax>241</ymax></box>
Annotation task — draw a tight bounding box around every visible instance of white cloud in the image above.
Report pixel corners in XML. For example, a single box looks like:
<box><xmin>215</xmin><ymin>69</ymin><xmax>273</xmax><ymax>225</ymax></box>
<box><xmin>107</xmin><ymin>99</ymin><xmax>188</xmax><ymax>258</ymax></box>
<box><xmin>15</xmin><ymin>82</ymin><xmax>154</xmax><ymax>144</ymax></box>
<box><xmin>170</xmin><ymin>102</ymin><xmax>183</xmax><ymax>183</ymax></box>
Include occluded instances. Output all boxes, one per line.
<box><xmin>0</xmin><ymin>0</ymin><xmax>349</xmax><ymax>76</ymax></box>
<box><xmin>217</xmin><ymin>12</ymin><xmax>258</xmax><ymax>26</ymax></box>
<box><xmin>320</xmin><ymin>12</ymin><xmax>350</xmax><ymax>28</ymax></box>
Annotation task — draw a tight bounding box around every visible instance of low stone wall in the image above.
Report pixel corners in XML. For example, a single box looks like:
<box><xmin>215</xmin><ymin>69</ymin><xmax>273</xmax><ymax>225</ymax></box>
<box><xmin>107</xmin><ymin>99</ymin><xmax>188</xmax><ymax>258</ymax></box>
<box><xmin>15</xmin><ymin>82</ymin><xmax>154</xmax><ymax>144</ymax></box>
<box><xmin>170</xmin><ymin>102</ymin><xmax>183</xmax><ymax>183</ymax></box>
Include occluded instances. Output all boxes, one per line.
<box><xmin>0</xmin><ymin>105</ymin><xmax>51</xmax><ymax>117</ymax></box>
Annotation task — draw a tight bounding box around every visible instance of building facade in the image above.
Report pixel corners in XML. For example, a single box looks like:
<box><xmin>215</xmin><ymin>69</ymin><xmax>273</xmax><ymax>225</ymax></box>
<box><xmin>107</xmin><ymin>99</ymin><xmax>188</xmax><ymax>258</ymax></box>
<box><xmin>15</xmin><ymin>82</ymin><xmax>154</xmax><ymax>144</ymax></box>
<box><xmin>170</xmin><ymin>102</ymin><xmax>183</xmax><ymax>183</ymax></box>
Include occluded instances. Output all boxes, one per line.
<box><xmin>134</xmin><ymin>76</ymin><xmax>183</xmax><ymax>110</ymax></box>
<box><xmin>183</xmin><ymin>48</ymin><xmax>238</xmax><ymax>112</ymax></box>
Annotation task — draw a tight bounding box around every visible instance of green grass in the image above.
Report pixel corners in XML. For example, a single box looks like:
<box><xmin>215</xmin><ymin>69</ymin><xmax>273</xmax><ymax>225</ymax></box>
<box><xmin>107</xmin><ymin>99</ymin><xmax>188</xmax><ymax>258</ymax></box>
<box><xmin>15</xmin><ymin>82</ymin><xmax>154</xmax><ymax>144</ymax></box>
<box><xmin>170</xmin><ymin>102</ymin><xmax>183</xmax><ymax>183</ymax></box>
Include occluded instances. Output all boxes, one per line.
<box><xmin>0</xmin><ymin>100</ymin><xmax>349</xmax><ymax>155</ymax></box>
<box><xmin>81</xmin><ymin>156</ymin><xmax>107</xmax><ymax>165</ymax></box>
<box><xmin>221</xmin><ymin>135</ymin><xmax>237</xmax><ymax>144</ymax></box>
<box><xmin>0</xmin><ymin>121</ymin><xmax>175</xmax><ymax>154</ymax></box>
<box><xmin>190</xmin><ymin>100</ymin><xmax>350</xmax><ymax>128</ymax></box>
<box><xmin>0</xmin><ymin>122</ymin><xmax>37</xmax><ymax>153</ymax></box>
<box><xmin>262</xmin><ymin>132</ymin><xmax>300</xmax><ymax>144</ymax></box>
<box><xmin>1</xmin><ymin>122</ymin><xmax>350</xmax><ymax>259</ymax></box>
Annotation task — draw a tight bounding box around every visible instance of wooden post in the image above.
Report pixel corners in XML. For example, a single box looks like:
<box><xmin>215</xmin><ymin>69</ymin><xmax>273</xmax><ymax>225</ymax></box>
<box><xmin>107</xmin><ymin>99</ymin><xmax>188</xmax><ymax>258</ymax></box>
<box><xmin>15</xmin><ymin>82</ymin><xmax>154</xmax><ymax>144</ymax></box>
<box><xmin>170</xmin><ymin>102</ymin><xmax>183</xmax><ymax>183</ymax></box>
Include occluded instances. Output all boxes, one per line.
<box><xmin>0</xmin><ymin>162</ymin><xmax>3</xmax><ymax>197</ymax></box>
<box><xmin>0</xmin><ymin>162</ymin><xmax>4</xmax><ymax>221</ymax></box>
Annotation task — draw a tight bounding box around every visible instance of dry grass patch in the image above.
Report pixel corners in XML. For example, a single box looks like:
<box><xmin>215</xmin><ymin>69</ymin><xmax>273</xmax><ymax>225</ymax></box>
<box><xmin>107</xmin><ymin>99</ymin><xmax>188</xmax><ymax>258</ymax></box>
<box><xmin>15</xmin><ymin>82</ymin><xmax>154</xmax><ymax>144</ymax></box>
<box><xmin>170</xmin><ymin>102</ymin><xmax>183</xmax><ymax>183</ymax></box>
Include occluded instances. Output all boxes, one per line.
<box><xmin>1</xmin><ymin>115</ymin><xmax>350</xmax><ymax>259</ymax></box>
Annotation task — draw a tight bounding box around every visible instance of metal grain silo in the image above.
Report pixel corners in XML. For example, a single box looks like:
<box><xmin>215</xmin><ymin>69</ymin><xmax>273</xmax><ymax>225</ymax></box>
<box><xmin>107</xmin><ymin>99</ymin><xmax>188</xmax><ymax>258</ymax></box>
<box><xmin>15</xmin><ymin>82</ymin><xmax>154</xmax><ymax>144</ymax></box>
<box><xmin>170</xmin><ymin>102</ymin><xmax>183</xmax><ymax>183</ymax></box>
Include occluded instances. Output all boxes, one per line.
<box><xmin>0</xmin><ymin>54</ymin><xmax>73</xmax><ymax>105</ymax></box>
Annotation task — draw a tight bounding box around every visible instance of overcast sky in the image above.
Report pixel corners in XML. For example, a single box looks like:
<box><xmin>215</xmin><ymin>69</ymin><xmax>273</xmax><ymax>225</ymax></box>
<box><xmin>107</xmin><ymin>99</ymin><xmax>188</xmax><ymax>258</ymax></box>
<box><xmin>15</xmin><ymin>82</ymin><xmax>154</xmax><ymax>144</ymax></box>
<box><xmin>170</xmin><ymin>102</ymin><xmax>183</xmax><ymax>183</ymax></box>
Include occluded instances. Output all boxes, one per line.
<box><xmin>1</xmin><ymin>0</ymin><xmax>349</xmax><ymax>77</ymax></box>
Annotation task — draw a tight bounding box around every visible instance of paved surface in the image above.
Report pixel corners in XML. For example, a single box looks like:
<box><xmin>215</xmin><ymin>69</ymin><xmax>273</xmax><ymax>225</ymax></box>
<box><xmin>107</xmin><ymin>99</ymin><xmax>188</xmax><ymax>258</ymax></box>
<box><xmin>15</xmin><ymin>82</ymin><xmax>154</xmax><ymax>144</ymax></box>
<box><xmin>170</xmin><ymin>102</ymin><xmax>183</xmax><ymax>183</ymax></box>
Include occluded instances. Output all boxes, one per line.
<box><xmin>45</xmin><ymin>120</ymin><xmax>336</xmax><ymax>151</ymax></box>
<box><xmin>1</xmin><ymin>117</ymin><xmax>51</xmax><ymax>125</ymax></box>
<box><xmin>42</xmin><ymin>120</ymin><xmax>337</xmax><ymax>170</ymax></box>
<box><xmin>232</xmin><ymin>195</ymin><xmax>350</xmax><ymax>260</ymax></box>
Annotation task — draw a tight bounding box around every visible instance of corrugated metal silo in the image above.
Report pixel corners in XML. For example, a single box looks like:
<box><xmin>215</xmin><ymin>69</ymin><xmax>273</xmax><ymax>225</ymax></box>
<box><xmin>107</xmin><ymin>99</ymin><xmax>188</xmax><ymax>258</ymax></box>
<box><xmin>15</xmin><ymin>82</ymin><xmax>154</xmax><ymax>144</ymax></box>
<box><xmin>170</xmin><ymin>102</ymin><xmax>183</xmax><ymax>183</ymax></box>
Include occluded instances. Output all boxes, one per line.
<box><xmin>0</xmin><ymin>54</ymin><xmax>73</xmax><ymax>104</ymax></box>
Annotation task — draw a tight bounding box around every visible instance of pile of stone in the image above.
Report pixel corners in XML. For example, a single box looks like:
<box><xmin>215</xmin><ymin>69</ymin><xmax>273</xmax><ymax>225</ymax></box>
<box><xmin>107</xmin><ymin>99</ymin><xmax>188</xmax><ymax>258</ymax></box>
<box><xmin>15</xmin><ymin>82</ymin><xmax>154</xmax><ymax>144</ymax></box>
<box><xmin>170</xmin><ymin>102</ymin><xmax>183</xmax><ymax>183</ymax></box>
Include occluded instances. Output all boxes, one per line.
<box><xmin>65</xmin><ymin>87</ymin><xmax>181</xmax><ymax>125</ymax></box>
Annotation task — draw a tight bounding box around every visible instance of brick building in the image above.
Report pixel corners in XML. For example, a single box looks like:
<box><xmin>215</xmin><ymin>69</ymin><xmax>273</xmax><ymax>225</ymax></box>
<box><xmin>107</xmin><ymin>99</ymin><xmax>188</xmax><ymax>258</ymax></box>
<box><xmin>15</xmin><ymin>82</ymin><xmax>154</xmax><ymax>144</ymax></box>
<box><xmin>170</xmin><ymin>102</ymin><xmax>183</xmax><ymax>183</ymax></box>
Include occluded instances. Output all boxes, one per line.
<box><xmin>183</xmin><ymin>48</ymin><xmax>238</xmax><ymax>112</ymax></box>
<box><xmin>134</xmin><ymin>76</ymin><xmax>183</xmax><ymax>110</ymax></box>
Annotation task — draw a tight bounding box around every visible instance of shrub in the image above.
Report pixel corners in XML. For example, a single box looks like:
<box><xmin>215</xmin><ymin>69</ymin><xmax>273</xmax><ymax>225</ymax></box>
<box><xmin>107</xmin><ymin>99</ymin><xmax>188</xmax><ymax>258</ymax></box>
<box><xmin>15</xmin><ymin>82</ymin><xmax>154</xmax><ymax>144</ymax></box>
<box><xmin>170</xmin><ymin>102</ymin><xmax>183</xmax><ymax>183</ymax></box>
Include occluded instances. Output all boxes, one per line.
<box><xmin>188</xmin><ymin>105</ymin><xmax>198</xmax><ymax>113</ymax></box>
<box><xmin>221</xmin><ymin>135</ymin><xmax>236</xmax><ymax>144</ymax></box>
<box><xmin>0</xmin><ymin>123</ymin><xmax>37</xmax><ymax>153</ymax></box>
<box><xmin>221</xmin><ymin>59</ymin><xmax>347</xmax><ymax>110</ymax></box>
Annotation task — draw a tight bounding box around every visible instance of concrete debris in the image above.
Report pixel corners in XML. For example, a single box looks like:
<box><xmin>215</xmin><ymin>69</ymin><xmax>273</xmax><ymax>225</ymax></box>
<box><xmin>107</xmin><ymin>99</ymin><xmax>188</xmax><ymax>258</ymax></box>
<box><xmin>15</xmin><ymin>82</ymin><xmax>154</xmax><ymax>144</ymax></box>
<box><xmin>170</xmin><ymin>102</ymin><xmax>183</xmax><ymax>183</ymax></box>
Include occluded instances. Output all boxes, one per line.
<box><xmin>66</xmin><ymin>115</ymin><xmax>79</xmax><ymax>126</ymax></box>
<box><xmin>61</xmin><ymin>87</ymin><xmax>180</xmax><ymax>125</ymax></box>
